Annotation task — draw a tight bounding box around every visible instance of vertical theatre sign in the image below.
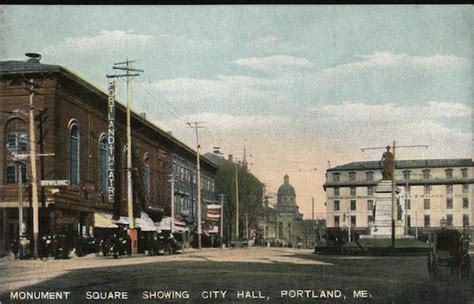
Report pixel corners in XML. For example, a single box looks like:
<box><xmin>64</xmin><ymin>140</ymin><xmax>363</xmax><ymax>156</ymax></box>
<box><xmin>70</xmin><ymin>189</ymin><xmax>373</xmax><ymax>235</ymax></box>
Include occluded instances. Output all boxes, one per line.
<box><xmin>107</xmin><ymin>80</ymin><xmax>116</xmax><ymax>203</ymax></box>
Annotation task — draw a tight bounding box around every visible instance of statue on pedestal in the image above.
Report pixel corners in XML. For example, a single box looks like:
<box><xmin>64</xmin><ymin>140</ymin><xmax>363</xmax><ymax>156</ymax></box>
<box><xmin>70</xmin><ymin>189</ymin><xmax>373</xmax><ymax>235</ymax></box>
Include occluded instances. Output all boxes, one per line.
<box><xmin>380</xmin><ymin>145</ymin><xmax>393</xmax><ymax>180</ymax></box>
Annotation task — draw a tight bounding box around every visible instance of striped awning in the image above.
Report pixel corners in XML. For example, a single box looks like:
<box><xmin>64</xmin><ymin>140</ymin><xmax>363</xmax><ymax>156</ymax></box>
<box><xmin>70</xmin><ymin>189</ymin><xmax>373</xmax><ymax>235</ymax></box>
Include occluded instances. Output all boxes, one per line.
<box><xmin>94</xmin><ymin>212</ymin><xmax>119</xmax><ymax>228</ymax></box>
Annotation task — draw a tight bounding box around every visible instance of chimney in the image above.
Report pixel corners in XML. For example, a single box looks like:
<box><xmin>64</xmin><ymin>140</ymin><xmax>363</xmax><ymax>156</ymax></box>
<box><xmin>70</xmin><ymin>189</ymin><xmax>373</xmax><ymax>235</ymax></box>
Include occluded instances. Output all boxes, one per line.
<box><xmin>25</xmin><ymin>53</ymin><xmax>42</xmax><ymax>64</ymax></box>
<box><xmin>228</xmin><ymin>154</ymin><xmax>233</xmax><ymax>162</ymax></box>
<box><xmin>139</xmin><ymin>112</ymin><xmax>146</xmax><ymax>119</ymax></box>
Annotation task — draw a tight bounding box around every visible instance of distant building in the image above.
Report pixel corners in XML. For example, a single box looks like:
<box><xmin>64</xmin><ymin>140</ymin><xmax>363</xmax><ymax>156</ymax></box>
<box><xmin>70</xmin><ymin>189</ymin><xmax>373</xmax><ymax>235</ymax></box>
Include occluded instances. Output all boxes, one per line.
<box><xmin>274</xmin><ymin>175</ymin><xmax>305</xmax><ymax>245</ymax></box>
<box><xmin>324</xmin><ymin>159</ymin><xmax>473</xmax><ymax>237</ymax></box>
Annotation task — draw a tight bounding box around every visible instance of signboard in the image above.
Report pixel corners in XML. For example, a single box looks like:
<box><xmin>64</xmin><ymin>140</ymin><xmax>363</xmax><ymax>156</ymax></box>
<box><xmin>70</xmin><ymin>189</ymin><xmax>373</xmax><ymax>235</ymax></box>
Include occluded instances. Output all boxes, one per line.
<box><xmin>40</xmin><ymin>180</ymin><xmax>69</xmax><ymax>187</ymax></box>
<box><xmin>107</xmin><ymin>80</ymin><xmax>116</xmax><ymax>203</ymax></box>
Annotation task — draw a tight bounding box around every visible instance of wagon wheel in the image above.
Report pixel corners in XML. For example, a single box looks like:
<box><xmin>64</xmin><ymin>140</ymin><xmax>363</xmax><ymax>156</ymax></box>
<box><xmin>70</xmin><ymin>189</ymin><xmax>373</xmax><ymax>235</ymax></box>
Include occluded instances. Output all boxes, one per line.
<box><xmin>461</xmin><ymin>255</ymin><xmax>471</xmax><ymax>278</ymax></box>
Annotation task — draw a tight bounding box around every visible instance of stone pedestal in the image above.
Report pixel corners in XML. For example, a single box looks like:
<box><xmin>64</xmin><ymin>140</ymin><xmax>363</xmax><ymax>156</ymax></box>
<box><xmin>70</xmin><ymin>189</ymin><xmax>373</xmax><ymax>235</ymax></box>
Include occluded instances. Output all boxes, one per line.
<box><xmin>365</xmin><ymin>180</ymin><xmax>404</xmax><ymax>238</ymax></box>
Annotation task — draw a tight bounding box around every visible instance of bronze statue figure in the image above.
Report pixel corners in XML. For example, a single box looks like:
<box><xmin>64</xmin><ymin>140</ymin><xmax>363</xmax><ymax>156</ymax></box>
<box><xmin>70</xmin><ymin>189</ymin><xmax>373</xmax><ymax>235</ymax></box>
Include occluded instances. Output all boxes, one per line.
<box><xmin>380</xmin><ymin>145</ymin><xmax>393</xmax><ymax>180</ymax></box>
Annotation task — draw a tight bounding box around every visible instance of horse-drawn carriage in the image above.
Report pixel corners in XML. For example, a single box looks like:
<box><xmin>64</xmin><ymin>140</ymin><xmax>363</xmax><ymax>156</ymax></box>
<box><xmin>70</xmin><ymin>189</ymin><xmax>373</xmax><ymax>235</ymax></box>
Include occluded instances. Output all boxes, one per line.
<box><xmin>427</xmin><ymin>228</ymin><xmax>471</xmax><ymax>278</ymax></box>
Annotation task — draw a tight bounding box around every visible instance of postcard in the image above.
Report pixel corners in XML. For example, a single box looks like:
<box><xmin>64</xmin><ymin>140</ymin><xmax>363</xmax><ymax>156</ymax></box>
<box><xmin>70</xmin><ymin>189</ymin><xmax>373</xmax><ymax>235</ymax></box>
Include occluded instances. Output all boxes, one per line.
<box><xmin>0</xmin><ymin>4</ymin><xmax>472</xmax><ymax>304</ymax></box>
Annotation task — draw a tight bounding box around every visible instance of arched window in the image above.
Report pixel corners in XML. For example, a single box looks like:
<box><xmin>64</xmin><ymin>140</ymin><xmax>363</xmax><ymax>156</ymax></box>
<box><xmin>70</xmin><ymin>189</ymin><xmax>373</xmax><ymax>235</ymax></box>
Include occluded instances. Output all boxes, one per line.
<box><xmin>69</xmin><ymin>122</ymin><xmax>80</xmax><ymax>185</ymax></box>
<box><xmin>5</xmin><ymin>118</ymin><xmax>28</xmax><ymax>183</ymax></box>
<box><xmin>98</xmin><ymin>134</ymin><xmax>107</xmax><ymax>192</ymax></box>
<box><xmin>143</xmin><ymin>153</ymin><xmax>150</xmax><ymax>196</ymax></box>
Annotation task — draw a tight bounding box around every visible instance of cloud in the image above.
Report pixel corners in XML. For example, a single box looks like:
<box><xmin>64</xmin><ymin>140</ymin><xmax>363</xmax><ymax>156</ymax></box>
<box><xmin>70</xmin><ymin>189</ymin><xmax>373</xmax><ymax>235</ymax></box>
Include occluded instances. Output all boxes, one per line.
<box><xmin>309</xmin><ymin>101</ymin><xmax>471</xmax><ymax>122</ymax></box>
<box><xmin>234</xmin><ymin>55</ymin><xmax>315</xmax><ymax>71</ymax></box>
<box><xmin>307</xmin><ymin>101</ymin><xmax>471</xmax><ymax>158</ymax></box>
<box><xmin>160</xmin><ymin>112</ymin><xmax>290</xmax><ymax>131</ymax></box>
<box><xmin>44</xmin><ymin>30</ymin><xmax>154</xmax><ymax>57</ymax></box>
<box><xmin>250</xmin><ymin>36</ymin><xmax>305</xmax><ymax>54</ymax></box>
<box><xmin>319</xmin><ymin>51</ymin><xmax>468</xmax><ymax>82</ymax></box>
<box><xmin>145</xmin><ymin>75</ymin><xmax>287</xmax><ymax>104</ymax></box>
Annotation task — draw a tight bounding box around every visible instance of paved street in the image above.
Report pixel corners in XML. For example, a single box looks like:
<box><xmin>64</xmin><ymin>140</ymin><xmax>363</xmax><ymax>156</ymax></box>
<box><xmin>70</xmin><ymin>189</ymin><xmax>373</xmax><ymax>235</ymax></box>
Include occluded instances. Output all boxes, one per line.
<box><xmin>0</xmin><ymin>248</ymin><xmax>471</xmax><ymax>304</ymax></box>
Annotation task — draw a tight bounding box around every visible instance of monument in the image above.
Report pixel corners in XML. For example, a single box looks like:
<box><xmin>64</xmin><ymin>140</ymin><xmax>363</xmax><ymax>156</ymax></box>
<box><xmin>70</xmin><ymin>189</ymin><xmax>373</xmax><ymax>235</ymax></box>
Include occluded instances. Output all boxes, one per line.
<box><xmin>366</xmin><ymin>146</ymin><xmax>405</xmax><ymax>238</ymax></box>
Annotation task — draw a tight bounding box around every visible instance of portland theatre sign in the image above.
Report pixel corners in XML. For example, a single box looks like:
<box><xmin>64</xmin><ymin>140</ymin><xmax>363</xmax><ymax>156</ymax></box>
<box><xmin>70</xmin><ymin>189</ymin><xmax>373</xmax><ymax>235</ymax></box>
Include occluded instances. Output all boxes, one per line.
<box><xmin>107</xmin><ymin>81</ymin><xmax>116</xmax><ymax>203</ymax></box>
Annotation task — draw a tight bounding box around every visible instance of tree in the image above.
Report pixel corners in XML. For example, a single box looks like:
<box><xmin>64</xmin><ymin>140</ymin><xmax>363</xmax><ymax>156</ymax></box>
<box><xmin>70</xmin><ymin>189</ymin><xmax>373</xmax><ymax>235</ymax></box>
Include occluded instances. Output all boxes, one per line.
<box><xmin>214</xmin><ymin>162</ymin><xmax>264</xmax><ymax>242</ymax></box>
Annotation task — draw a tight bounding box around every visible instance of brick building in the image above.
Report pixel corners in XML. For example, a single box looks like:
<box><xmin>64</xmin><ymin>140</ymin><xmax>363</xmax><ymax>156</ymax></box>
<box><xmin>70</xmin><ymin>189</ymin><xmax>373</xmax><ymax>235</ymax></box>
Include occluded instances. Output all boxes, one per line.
<box><xmin>0</xmin><ymin>55</ymin><xmax>218</xmax><ymax>251</ymax></box>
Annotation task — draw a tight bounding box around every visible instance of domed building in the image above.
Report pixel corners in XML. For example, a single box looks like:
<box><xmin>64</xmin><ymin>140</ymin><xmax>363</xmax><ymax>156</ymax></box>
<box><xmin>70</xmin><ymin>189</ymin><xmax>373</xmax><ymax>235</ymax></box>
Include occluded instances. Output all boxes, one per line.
<box><xmin>277</xmin><ymin>175</ymin><xmax>302</xmax><ymax>216</ymax></box>
<box><xmin>275</xmin><ymin>175</ymin><xmax>303</xmax><ymax>245</ymax></box>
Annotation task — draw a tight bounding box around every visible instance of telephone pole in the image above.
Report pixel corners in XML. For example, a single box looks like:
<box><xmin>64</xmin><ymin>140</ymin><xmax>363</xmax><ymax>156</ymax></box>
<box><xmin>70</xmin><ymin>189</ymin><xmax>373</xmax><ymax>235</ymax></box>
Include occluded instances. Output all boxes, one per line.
<box><xmin>187</xmin><ymin>121</ymin><xmax>205</xmax><ymax>249</ymax></box>
<box><xmin>361</xmin><ymin>141</ymin><xmax>428</xmax><ymax>251</ymax></box>
<box><xmin>107</xmin><ymin>59</ymin><xmax>143</xmax><ymax>254</ymax></box>
<box><xmin>22</xmin><ymin>78</ymin><xmax>41</xmax><ymax>259</ymax></box>
<box><xmin>169</xmin><ymin>174</ymin><xmax>176</xmax><ymax>233</ymax></box>
<box><xmin>218</xmin><ymin>194</ymin><xmax>225</xmax><ymax>249</ymax></box>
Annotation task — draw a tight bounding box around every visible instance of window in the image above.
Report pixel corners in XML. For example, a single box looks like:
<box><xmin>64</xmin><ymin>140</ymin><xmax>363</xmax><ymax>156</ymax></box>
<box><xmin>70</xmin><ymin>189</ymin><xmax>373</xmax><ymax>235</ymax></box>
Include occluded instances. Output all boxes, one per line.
<box><xmin>462</xmin><ymin>184</ymin><xmax>469</xmax><ymax>194</ymax></box>
<box><xmin>423</xmin><ymin>169</ymin><xmax>430</xmax><ymax>180</ymax></box>
<box><xmin>406</xmin><ymin>199</ymin><xmax>411</xmax><ymax>210</ymax></box>
<box><xmin>446</xmin><ymin>185</ymin><xmax>453</xmax><ymax>194</ymax></box>
<box><xmin>6</xmin><ymin>164</ymin><xmax>16</xmax><ymax>183</ymax></box>
<box><xmin>6</xmin><ymin>131</ymin><xmax>28</xmax><ymax>151</ymax></box>
<box><xmin>334</xmin><ymin>187</ymin><xmax>340</xmax><ymax>196</ymax></box>
<box><xmin>69</xmin><ymin>123</ymin><xmax>80</xmax><ymax>185</ymax></box>
<box><xmin>368</xmin><ymin>215</ymin><xmax>374</xmax><ymax>223</ymax></box>
<box><xmin>366</xmin><ymin>171</ymin><xmax>373</xmax><ymax>181</ymax></box>
<box><xmin>446</xmin><ymin>198</ymin><xmax>453</xmax><ymax>209</ymax></box>
<box><xmin>446</xmin><ymin>214</ymin><xmax>453</xmax><ymax>226</ymax></box>
<box><xmin>349</xmin><ymin>172</ymin><xmax>356</xmax><ymax>181</ymax></box>
<box><xmin>463</xmin><ymin>198</ymin><xmax>469</xmax><ymax>209</ymax></box>
<box><xmin>350</xmin><ymin>187</ymin><xmax>356</xmax><ymax>196</ymax></box>
<box><xmin>98</xmin><ymin>134</ymin><xmax>107</xmax><ymax>192</ymax></box>
<box><xmin>403</xmin><ymin>170</ymin><xmax>411</xmax><ymax>180</ymax></box>
<box><xmin>350</xmin><ymin>200</ymin><xmax>356</xmax><ymax>211</ymax></box>
<box><xmin>143</xmin><ymin>153</ymin><xmax>150</xmax><ymax>196</ymax></box>
<box><xmin>334</xmin><ymin>216</ymin><xmax>340</xmax><ymax>227</ymax></box>
<box><xmin>424</xmin><ymin>185</ymin><xmax>430</xmax><ymax>195</ymax></box>
<box><xmin>5</xmin><ymin>163</ymin><xmax>27</xmax><ymax>184</ymax></box>
<box><xmin>333</xmin><ymin>173</ymin><xmax>340</xmax><ymax>182</ymax></box>
<box><xmin>463</xmin><ymin>215</ymin><xmax>469</xmax><ymax>227</ymax></box>
<box><xmin>424</xmin><ymin>199</ymin><xmax>430</xmax><ymax>210</ymax></box>
<box><xmin>461</xmin><ymin>168</ymin><xmax>469</xmax><ymax>179</ymax></box>
<box><xmin>445</xmin><ymin>169</ymin><xmax>453</xmax><ymax>179</ymax></box>
<box><xmin>407</xmin><ymin>215</ymin><xmax>411</xmax><ymax>228</ymax></box>
<box><xmin>192</xmin><ymin>173</ymin><xmax>196</xmax><ymax>184</ymax></box>
<box><xmin>367</xmin><ymin>200</ymin><xmax>374</xmax><ymax>211</ymax></box>
<box><xmin>334</xmin><ymin>200</ymin><xmax>340</xmax><ymax>211</ymax></box>
<box><xmin>350</xmin><ymin>216</ymin><xmax>356</xmax><ymax>227</ymax></box>
<box><xmin>424</xmin><ymin>215</ymin><xmax>430</xmax><ymax>227</ymax></box>
<box><xmin>367</xmin><ymin>186</ymin><xmax>374</xmax><ymax>196</ymax></box>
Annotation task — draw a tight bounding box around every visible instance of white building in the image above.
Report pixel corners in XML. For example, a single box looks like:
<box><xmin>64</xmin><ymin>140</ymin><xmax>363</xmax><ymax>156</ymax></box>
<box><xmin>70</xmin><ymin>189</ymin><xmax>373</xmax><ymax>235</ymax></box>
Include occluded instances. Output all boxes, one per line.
<box><xmin>324</xmin><ymin>159</ymin><xmax>473</xmax><ymax>236</ymax></box>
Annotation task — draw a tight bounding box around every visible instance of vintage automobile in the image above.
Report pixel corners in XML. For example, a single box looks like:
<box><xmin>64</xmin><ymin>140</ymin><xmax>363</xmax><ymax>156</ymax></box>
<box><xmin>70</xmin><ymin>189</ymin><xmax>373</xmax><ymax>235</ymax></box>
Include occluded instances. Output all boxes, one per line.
<box><xmin>427</xmin><ymin>228</ymin><xmax>471</xmax><ymax>279</ymax></box>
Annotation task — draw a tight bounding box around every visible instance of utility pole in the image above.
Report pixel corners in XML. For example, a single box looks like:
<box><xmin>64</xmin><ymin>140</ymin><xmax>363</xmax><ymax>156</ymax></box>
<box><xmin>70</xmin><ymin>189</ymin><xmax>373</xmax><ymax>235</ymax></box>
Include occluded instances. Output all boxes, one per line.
<box><xmin>245</xmin><ymin>213</ymin><xmax>249</xmax><ymax>239</ymax></box>
<box><xmin>23</xmin><ymin>78</ymin><xmax>40</xmax><ymax>259</ymax></box>
<box><xmin>186</xmin><ymin>121</ymin><xmax>205</xmax><ymax>249</ymax></box>
<box><xmin>12</xmin><ymin>153</ymin><xmax>27</xmax><ymax>259</ymax></box>
<box><xmin>235</xmin><ymin>164</ymin><xmax>240</xmax><ymax>242</ymax></box>
<box><xmin>107</xmin><ymin>59</ymin><xmax>143</xmax><ymax>254</ymax></box>
<box><xmin>169</xmin><ymin>174</ymin><xmax>175</xmax><ymax>233</ymax></box>
<box><xmin>219</xmin><ymin>194</ymin><xmax>225</xmax><ymax>249</ymax></box>
<box><xmin>312</xmin><ymin>197</ymin><xmax>315</xmax><ymax>247</ymax></box>
<box><xmin>361</xmin><ymin>142</ymin><xmax>428</xmax><ymax>251</ymax></box>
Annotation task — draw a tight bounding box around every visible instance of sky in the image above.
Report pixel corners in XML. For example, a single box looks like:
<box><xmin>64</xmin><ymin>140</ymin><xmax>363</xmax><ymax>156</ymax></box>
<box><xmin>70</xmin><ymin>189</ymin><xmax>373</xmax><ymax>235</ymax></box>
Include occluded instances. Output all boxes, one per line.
<box><xmin>2</xmin><ymin>5</ymin><xmax>472</xmax><ymax>219</ymax></box>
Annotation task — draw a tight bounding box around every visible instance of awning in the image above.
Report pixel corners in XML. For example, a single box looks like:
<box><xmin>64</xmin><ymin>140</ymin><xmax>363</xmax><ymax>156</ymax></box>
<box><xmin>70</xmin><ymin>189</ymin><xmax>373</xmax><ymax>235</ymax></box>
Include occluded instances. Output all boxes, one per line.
<box><xmin>157</xmin><ymin>217</ymin><xmax>189</xmax><ymax>233</ymax></box>
<box><xmin>135</xmin><ymin>212</ymin><xmax>157</xmax><ymax>231</ymax></box>
<box><xmin>112</xmin><ymin>213</ymin><xmax>157</xmax><ymax>232</ymax></box>
<box><xmin>94</xmin><ymin>212</ymin><xmax>119</xmax><ymax>228</ymax></box>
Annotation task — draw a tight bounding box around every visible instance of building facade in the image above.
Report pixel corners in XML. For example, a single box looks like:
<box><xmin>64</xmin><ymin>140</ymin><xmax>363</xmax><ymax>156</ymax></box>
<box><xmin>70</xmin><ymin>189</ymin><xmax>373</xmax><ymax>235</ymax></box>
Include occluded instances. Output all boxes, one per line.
<box><xmin>0</xmin><ymin>56</ymin><xmax>218</xmax><ymax>252</ymax></box>
<box><xmin>274</xmin><ymin>175</ymin><xmax>304</xmax><ymax>245</ymax></box>
<box><xmin>324</xmin><ymin>159</ymin><xmax>473</xmax><ymax>236</ymax></box>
